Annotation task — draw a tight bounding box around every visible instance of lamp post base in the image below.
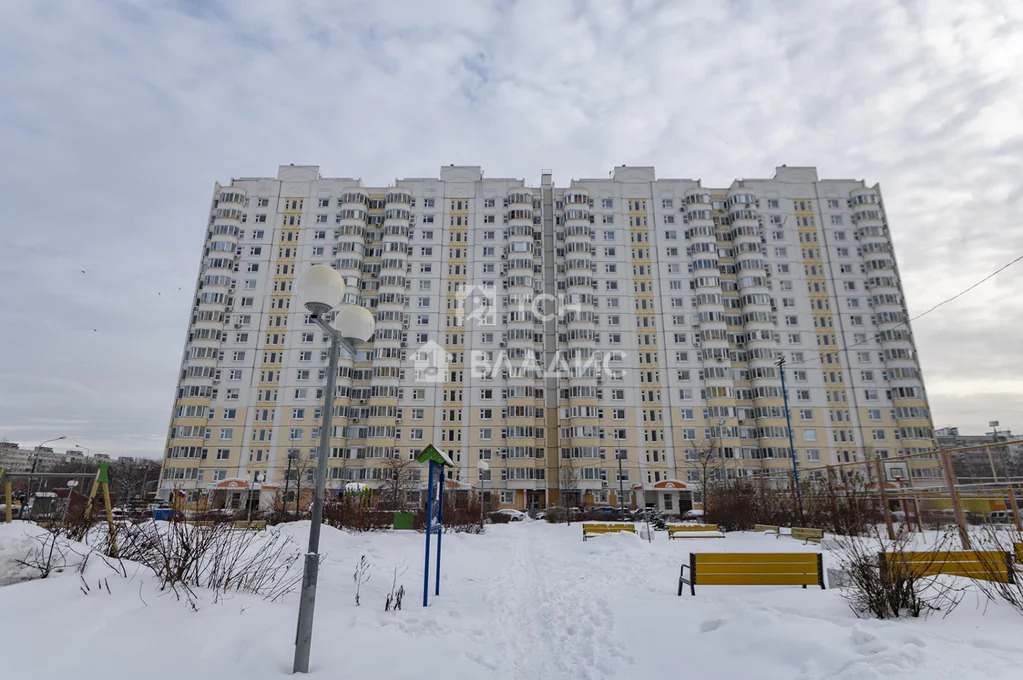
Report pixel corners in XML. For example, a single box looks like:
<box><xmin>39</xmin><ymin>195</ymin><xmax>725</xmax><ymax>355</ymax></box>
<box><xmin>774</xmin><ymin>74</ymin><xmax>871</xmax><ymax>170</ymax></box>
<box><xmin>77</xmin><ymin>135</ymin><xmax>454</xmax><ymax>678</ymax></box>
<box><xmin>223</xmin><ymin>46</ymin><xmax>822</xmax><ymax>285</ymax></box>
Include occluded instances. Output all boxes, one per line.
<box><xmin>293</xmin><ymin>552</ymin><xmax>320</xmax><ymax>673</ymax></box>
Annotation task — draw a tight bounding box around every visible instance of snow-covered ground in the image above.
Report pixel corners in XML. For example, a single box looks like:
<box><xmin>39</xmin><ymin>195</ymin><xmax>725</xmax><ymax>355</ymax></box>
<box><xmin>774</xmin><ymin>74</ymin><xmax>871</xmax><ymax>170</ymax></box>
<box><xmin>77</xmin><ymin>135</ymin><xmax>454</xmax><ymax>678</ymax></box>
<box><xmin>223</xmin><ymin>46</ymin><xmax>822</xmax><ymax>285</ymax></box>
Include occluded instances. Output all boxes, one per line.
<box><xmin>2</xmin><ymin>520</ymin><xmax>1022</xmax><ymax>679</ymax></box>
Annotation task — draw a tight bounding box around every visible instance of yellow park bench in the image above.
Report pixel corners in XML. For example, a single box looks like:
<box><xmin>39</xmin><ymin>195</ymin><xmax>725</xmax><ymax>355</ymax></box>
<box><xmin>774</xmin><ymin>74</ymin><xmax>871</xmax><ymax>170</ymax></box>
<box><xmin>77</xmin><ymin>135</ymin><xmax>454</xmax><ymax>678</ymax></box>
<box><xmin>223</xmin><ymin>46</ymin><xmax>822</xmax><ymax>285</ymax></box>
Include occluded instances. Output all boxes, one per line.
<box><xmin>678</xmin><ymin>552</ymin><xmax>825</xmax><ymax>595</ymax></box>
<box><xmin>582</xmin><ymin>522</ymin><xmax>635</xmax><ymax>541</ymax></box>
<box><xmin>1015</xmin><ymin>543</ymin><xmax>1022</xmax><ymax>564</ymax></box>
<box><xmin>192</xmin><ymin>521</ymin><xmax>216</xmax><ymax>527</ymax></box>
<box><xmin>790</xmin><ymin>527</ymin><xmax>824</xmax><ymax>544</ymax></box>
<box><xmin>754</xmin><ymin>524</ymin><xmax>780</xmax><ymax>534</ymax></box>
<box><xmin>232</xmin><ymin>520</ymin><xmax>268</xmax><ymax>531</ymax></box>
<box><xmin>667</xmin><ymin>524</ymin><xmax>724</xmax><ymax>539</ymax></box>
<box><xmin>880</xmin><ymin>550</ymin><xmax>1014</xmax><ymax>583</ymax></box>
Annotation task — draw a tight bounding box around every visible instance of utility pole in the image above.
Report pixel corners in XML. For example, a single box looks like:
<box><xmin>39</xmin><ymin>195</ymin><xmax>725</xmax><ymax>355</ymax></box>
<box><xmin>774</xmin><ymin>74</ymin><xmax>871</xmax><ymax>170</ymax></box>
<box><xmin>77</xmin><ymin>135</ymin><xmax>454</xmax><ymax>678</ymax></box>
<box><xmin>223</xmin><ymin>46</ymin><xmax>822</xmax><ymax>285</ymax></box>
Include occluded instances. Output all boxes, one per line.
<box><xmin>776</xmin><ymin>357</ymin><xmax>804</xmax><ymax>521</ymax></box>
<box><xmin>617</xmin><ymin>451</ymin><xmax>626</xmax><ymax>513</ymax></box>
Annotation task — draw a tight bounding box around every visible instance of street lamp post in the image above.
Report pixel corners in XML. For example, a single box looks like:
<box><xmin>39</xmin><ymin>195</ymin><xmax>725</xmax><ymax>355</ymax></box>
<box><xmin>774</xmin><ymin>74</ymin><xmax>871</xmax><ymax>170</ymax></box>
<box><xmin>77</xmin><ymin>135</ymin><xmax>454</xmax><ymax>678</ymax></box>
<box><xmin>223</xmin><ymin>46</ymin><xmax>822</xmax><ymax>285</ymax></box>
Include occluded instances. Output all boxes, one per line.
<box><xmin>74</xmin><ymin>444</ymin><xmax>91</xmax><ymax>479</ymax></box>
<box><xmin>284</xmin><ymin>450</ymin><xmax>297</xmax><ymax>516</ymax></box>
<box><xmin>776</xmin><ymin>356</ymin><xmax>804</xmax><ymax>521</ymax></box>
<box><xmin>616</xmin><ymin>452</ymin><xmax>626</xmax><ymax>513</ymax></box>
<box><xmin>65</xmin><ymin>480</ymin><xmax>79</xmax><ymax>517</ymax></box>
<box><xmin>479</xmin><ymin>460</ymin><xmax>489</xmax><ymax>524</ymax></box>
<box><xmin>29</xmin><ymin>436</ymin><xmax>66</xmax><ymax>508</ymax></box>
<box><xmin>717</xmin><ymin>418</ymin><xmax>726</xmax><ymax>483</ymax></box>
<box><xmin>248</xmin><ymin>471</ymin><xmax>265</xmax><ymax>524</ymax></box>
<box><xmin>292</xmin><ymin>265</ymin><xmax>375</xmax><ymax>674</ymax></box>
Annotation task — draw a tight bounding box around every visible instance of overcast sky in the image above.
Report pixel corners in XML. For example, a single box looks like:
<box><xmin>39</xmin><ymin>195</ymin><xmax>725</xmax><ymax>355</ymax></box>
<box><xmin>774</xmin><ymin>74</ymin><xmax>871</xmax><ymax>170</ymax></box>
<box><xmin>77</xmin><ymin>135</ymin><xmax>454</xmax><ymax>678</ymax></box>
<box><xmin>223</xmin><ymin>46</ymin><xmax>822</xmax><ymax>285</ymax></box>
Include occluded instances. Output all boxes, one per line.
<box><xmin>2</xmin><ymin>1</ymin><xmax>1021</xmax><ymax>458</ymax></box>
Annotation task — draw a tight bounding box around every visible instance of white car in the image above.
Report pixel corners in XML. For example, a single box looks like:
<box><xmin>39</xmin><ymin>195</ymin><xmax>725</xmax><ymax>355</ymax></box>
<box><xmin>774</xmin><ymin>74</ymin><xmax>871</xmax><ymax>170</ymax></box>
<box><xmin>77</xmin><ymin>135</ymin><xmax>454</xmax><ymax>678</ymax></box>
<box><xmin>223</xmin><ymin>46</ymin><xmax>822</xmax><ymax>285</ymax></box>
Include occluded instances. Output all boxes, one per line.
<box><xmin>491</xmin><ymin>509</ymin><xmax>527</xmax><ymax>522</ymax></box>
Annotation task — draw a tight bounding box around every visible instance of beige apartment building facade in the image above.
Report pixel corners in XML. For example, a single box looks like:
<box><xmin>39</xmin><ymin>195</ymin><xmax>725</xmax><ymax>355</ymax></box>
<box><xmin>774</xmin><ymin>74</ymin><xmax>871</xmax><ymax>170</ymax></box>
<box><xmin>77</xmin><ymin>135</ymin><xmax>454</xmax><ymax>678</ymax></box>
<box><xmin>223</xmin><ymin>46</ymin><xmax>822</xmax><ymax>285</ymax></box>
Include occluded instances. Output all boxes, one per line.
<box><xmin>160</xmin><ymin>164</ymin><xmax>938</xmax><ymax>513</ymax></box>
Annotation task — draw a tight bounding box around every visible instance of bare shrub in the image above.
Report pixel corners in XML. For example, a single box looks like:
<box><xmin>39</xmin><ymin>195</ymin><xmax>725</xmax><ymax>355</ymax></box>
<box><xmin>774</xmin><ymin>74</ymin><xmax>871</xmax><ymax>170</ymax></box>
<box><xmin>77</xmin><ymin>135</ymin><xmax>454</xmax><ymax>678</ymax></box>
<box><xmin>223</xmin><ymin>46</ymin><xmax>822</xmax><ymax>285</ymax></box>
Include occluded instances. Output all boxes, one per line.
<box><xmin>322</xmin><ymin>498</ymin><xmax>392</xmax><ymax>532</ymax></box>
<box><xmin>544</xmin><ymin>506</ymin><xmax>568</xmax><ymax>524</ymax></box>
<box><xmin>15</xmin><ymin>531</ymin><xmax>72</xmax><ymax>579</ymax></box>
<box><xmin>707</xmin><ymin>473</ymin><xmax>883</xmax><ymax>536</ymax></box>
<box><xmin>966</xmin><ymin>525</ymin><xmax>1023</xmax><ymax>617</ymax></box>
<box><xmin>384</xmin><ymin>565</ymin><xmax>408</xmax><ymax>612</ymax></box>
<box><xmin>112</xmin><ymin>520</ymin><xmax>303</xmax><ymax>604</ymax></box>
<box><xmin>353</xmin><ymin>554</ymin><xmax>371</xmax><ymax>606</ymax></box>
<box><xmin>441</xmin><ymin>498</ymin><xmax>485</xmax><ymax>534</ymax></box>
<box><xmin>833</xmin><ymin>527</ymin><xmax>966</xmax><ymax>619</ymax></box>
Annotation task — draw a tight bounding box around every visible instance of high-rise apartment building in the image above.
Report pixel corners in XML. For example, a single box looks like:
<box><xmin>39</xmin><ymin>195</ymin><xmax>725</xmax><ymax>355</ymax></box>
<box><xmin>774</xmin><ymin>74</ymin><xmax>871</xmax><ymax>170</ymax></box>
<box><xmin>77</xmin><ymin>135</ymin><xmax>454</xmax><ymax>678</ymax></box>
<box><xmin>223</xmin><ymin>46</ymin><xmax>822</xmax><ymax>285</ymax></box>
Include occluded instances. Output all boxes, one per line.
<box><xmin>160</xmin><ymin>164</ymin><xmax>938</xmax><ymax>513</ymax></box>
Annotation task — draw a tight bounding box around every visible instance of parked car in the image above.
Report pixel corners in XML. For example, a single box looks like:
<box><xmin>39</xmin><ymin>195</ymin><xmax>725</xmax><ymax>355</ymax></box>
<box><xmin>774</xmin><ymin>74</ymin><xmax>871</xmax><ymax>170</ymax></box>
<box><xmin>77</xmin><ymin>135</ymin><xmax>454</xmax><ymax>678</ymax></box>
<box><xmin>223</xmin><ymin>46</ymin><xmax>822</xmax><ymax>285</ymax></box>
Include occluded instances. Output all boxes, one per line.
<box><xmin>586</xmin><ymin>505</ymin><xmax>633</xmax><ymax>521</ymax></box>
<box><xmin>633</xmin><ymin>507</ymin><xmax>668</xmax><ymax>530</ymax></box>
<box><xmin>534</xmin><ymin>510</ymin><xmax>546</xmax><ymax>521</ymax></box>
<box><xmin>491</xmin><ymin>509</ymin><xmax>527</xmax><ymax>522</ymax></box>
<box><xmin>987</xmin><ymin>510</ymin><xmax>1016</xmax><ymax>524</ymax></box>
<box><xmin>681</xmin><ymin>509</ymin><xmax>704</xmax><ymax>521</ymax></box>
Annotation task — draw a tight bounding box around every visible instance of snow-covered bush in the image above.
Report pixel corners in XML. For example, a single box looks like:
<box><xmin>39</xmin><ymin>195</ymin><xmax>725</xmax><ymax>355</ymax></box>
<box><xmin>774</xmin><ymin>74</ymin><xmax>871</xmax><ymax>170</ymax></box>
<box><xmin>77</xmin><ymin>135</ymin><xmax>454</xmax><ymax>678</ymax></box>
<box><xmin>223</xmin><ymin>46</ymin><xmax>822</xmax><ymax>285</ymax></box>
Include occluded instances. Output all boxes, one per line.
<box><xmin>968</xmin><ymin>525</ymin><xmax>1023</xmax><ymax>617</ymax></box>
<box><xmin>833</xmin><ymin>528</ymin><xmax>965</xmax><ymax>619</ymax></box>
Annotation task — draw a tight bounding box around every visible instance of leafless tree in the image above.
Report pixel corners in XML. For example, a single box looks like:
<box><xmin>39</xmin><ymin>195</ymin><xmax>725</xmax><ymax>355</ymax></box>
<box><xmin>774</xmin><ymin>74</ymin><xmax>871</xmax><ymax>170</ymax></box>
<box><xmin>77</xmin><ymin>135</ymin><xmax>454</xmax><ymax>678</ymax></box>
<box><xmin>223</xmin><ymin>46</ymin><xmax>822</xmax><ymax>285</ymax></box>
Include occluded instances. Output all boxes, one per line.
<box><xmin>688</xmin><ymin>439</ymin><xmax>723</xmax><ymax>519</ymax></box>
<box><xmin>109</xmin><ymin>457</ymin><xmax>163</xmax><ymax>505</ymax></box>
<box><xmin>379</xmin><ymin>455</ymin><xmax>421</xmax><ymax>510</ymax></box>
<box><xmin>558</xmin><ymin>465</ymin><xmax>583</xmax><ymax>525</ymax></box>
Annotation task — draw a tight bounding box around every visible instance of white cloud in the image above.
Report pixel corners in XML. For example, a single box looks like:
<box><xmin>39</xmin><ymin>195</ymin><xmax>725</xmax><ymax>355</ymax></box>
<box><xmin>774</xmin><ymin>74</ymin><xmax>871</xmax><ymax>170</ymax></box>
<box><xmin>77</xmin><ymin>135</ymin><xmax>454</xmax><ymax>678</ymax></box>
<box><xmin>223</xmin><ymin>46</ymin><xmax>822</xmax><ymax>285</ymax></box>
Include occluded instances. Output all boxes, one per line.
<box><xmin>1</xmin><ymin>0</ymin><xmax>1021</xmax><ymax>455</ymax></box>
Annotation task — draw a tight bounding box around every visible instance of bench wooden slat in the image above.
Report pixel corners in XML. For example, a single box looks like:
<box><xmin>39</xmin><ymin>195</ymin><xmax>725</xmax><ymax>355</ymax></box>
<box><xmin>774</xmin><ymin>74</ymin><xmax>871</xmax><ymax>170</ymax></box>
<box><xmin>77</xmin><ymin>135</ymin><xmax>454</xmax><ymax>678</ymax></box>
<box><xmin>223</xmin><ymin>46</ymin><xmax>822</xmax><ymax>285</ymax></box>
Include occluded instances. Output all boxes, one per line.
<box><xmin>1014</xmin><ymin>543</ymin><xmax>1022</xmax><ymax>564</ymax></box>
<box><xmin>232</xmin><ymin>520</ymin><xmax>267</xmax><ymax>530</ymax></box>
<box><xmin>669</xmin><ymin>524</ymin><xmax>719</xmax><ymax>531</ymax></box>
<box><xmin>695</xmin><ymin>552</ymin><xmax>818</xmax><ymax>564</ymax></box>
<box><xmin>698</xmin><ymin>574</ymin><xmax>819</xmax><ymax>586</ymax></box>
<box><xmin>667</xmin><ymin>524</ymin><xmax>723</xmax><ymax>539</ymax></box>
<box><xmin>898</xmin><ymin>550</ymin><xmax>1006</xmax><ymax>561</ymax></box>
<box><xmin>754</xmin><ymin>524</ymin><xmax>780</xmax><ymax>533</ymax></box>
<box><xmin>698</xmin><ymin>562</ymin><xmax>819</xmax><ymax>575</ymax></box>
<box><xmin>669</xmin><ymin>534</ymin><xmax>724</xmax><ymax>539</ymax></box>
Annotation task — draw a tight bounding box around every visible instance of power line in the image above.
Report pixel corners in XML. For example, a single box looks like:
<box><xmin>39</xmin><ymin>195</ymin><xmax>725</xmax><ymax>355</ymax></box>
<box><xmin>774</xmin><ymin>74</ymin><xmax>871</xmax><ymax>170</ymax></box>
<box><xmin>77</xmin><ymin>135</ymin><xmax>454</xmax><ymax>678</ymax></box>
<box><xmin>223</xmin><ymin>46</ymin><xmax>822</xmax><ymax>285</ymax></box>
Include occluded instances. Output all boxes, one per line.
<box><xmin>784</xmin><ymin>252</ymin><xmax>1023</xmax><ymax>368</ymax></box>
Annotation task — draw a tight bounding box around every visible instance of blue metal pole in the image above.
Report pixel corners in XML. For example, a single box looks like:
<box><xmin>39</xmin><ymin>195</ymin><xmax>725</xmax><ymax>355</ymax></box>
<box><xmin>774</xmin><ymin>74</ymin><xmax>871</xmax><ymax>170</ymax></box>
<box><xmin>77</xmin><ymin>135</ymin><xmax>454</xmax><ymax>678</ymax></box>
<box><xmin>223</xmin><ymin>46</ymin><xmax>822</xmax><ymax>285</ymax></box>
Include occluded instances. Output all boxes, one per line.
<box><xmin>435</xmin><ymin>472</ymin><xmax>444</xmax><ymax>596</ymax></box>
<box><xmin>777</xmin><ymin>356</ymin><xmax>804</xmax><ymax>521</ymax></box>
<box><xmin>422</xmin><ymin>462</ymin><xmax>434</xmax><ymax>607</ymax></box>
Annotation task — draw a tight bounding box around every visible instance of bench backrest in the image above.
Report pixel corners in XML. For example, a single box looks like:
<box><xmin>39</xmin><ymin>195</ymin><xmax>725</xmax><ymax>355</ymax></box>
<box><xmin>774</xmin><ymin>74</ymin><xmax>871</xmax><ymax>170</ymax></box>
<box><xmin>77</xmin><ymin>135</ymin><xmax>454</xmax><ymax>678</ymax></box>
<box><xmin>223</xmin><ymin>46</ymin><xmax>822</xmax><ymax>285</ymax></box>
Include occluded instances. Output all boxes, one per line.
<box><xmin>1015</xmin><ymin>543</ymin><xmax>1022</xmax><ymax>565</ymax></box>
<box><xmin>881</xmin><ymin>550</ymin><xmax>1013</xmax><ymax>583</ymax></box>
<box><xmin>754</xmin><ymin>524</ymin><xmax>780</xmax><ymax>532</ymax></box>
<box><xmin>692</xmin><ymin>552</ymin><xmax>823</xmax><ymax>587</ymax></box>
<box><xmin>232</xmin><ymin>520</ymin><xmax>267</xmax><ymax>530</ymax></box>
<box><xmin>790</xmin><ymin>527</ymin><xmax>824</xmax><ymax>541</ymax></box>
<box><xmin>582</xmin><ymin>522</ymin><xmax>634</xmax><ymax>534</ymax></box>
<box><xmin>669</xmin><ymin>524</ymin><xmax>720</xmax><ymax>533</ymax></box>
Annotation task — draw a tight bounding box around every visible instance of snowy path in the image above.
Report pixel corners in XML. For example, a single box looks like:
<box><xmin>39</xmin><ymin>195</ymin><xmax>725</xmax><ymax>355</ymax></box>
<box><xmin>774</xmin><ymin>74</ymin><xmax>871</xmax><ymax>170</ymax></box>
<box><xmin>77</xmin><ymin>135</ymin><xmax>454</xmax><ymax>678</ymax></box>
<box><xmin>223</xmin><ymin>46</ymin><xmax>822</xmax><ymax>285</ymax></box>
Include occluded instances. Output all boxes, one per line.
<box><xmin>483</xmin><ymin>526</ymin><xmax>632</xmax><ymax>679</ymax></box>
<box><xmin>4</xmin><ymin>521</ymin><xmax>1023</xmax><ymax>680</ymax></box>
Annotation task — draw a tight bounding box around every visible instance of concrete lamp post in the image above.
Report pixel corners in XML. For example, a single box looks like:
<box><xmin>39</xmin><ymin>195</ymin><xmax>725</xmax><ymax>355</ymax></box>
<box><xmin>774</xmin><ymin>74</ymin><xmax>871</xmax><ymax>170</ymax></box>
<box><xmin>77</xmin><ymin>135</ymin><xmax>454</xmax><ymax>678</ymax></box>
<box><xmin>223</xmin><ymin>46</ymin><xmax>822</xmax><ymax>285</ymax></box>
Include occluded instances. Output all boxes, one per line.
<box><xmin>293</xmin><ymin>265</ymin><xmax>375</xmax><ymax>674</ymax></box>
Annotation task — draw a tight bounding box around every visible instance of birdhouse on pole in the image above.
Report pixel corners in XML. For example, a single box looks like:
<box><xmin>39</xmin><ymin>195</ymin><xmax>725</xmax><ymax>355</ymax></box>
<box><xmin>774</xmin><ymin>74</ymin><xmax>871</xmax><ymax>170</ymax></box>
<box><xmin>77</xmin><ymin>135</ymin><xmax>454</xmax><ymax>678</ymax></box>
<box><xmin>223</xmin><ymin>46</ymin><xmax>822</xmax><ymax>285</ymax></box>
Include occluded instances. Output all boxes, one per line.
<box><xmin>417</xmin><ymin>444</ymin><xmax>454</xmax><ymax>606</ymax></box>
